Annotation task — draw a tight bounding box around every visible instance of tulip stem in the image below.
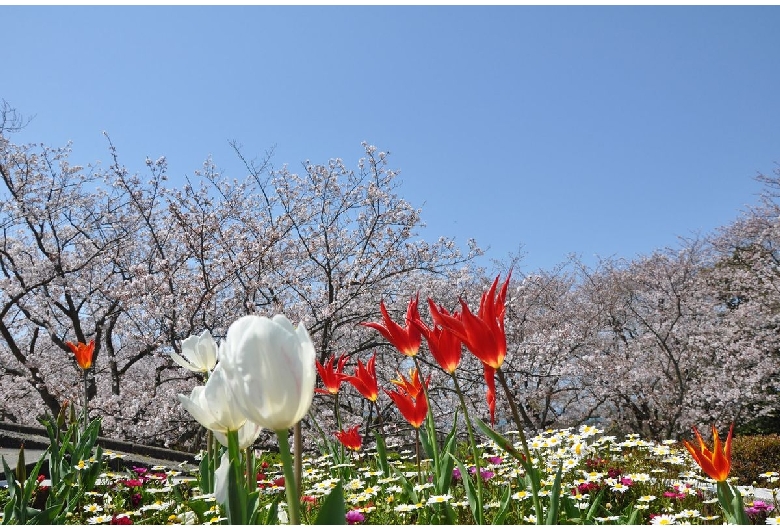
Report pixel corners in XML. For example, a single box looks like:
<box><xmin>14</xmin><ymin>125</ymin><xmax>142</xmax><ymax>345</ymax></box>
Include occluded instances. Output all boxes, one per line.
<box><xmin>451</xmin><ymin>374</ymin><xmax>484</xmax><ymax>525</ymax></box>
<box><xmin>294</xmin><ymin>422</ymin><xmax>303</xmax><ymax>496</ymax></box>
<box><xmin>415</xmin><ymin>427</ymin><xmax>422</xmax><ymax>484</ymax></box>
<box><xmin>496</xmin><ymin>367</ymin><xmax>543</xmax><ymax>522</ymax></box>
<box><xmin>276</xmin><ymin>429</ymin><xmax>301</xmax><ymax>525</ymax></box>
<box><xmin>245</xmin><ymin>447</ymin><xmax>254</xmax><ymax>493</ymax></box>
<box><xmin>226</xmin><ymin>429</ymin><xmax>248</xmax><ymax>525</ymax></box>
<box><xmin>206</xmin><ymin>430</ymin><xmax>214</xmax><ymax>493</ymax></box>
<box><xmin>82</xmin><ymin>369</ymin><xmax>89</xmax><ymax>435</ymax></box>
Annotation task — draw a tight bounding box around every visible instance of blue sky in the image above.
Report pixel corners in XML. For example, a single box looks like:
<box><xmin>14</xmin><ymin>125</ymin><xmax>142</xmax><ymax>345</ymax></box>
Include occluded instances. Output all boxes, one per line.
<box><xmin>3</xmin><ymin>6</ymin><xmax>779</xmax><ymax>273</ymax></box>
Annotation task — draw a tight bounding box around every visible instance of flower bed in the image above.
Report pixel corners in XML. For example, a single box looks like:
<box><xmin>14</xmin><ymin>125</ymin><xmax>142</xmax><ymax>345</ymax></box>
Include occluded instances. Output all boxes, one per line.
<box><xmin>2</xmin><ymin>426</ymin><xmax>779</xmax><ymax>524</ymax></box>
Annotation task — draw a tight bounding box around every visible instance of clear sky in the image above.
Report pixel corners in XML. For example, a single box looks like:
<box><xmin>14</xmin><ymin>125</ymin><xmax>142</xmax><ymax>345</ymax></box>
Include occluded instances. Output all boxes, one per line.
<box><xmin>3</xmin><ymin>5</ymin><xmax>779</xmax><ymax>273</ymax></box>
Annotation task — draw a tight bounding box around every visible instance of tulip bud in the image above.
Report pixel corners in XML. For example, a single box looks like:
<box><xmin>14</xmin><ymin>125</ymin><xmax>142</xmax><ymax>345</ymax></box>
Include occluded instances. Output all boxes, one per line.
<box><xmin>16</xmin><ymin>444</ymin><xmax>26</xmax><ymax>485</ymax></box>
<box><xmin>220</xmin><ymin>315</ymin><xmax>316</xmax><ymax>431</ymax></box>
<box><xmin>57</xmin><ymin>400</ymin><xmax>69</xmax><ymax>428</ymax></box>
<box><xmin>171</xmin><ymin>330</ymin><xmax>218</xmax><ymax>373</ymax></box>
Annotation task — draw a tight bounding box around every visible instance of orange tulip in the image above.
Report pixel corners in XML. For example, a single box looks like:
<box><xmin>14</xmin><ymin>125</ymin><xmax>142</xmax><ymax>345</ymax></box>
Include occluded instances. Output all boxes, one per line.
<box><xmin>343</xmin><ymin>354</ymin><xmax>378</xmax><ymax>402</ymax></box>
<box><xmin>390</xmin><ymin>368</ymin><xmax>431</xmax><ymax>401</ymax></box>
<box><xmin>334</xmin><ymin>425</ymin><xmax>362</xmax><ymax>452</ymax></box>
<box><xmin>315</xmin><ymin>354</ymin><xmax>348</xmax><ymax>395</ymax></box>
<box><xmin>361</xmin><ymin>295</ymin><xmax>422</xmax><ymax>357</ymax></box>
<box><xmin>66</xmin><ymin>340</ymin><xmax>95</xmax><ymax>371</ymax></box>
<box><xmin>682</xmin><ymin>424</ymin><xmax>734</xmax><ymax>482</ymax></box>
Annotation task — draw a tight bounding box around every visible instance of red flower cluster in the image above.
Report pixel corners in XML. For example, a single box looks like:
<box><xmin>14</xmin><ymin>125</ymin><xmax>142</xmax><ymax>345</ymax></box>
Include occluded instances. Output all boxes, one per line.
<box><xmin>357</xmin><ymin>274</ymin><xmax>512</xmax><ymax>426</ymax></box>
<box><xmin>319</xmin><ymin>273</ymin><xmax>513</xmax><ymax>434</ymax></box>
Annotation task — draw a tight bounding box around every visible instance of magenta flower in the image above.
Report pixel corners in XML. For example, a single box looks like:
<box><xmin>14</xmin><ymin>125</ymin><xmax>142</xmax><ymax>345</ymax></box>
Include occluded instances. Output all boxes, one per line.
<box><xmin>346</xmin><ymin>510</ymin><xmax>365</xmax><ymax>525</ymax></box>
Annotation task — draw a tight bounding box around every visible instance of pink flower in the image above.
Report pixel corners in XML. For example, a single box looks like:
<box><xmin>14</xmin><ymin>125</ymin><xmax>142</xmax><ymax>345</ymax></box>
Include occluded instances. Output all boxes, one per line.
<box><xmin>346</xmin><ymin>510</ymin><xmax>365</xmax><ymax>525</ymax></box>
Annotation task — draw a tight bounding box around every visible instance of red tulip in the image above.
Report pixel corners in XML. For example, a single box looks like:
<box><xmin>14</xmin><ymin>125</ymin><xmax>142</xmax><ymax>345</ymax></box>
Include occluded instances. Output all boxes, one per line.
<box><xmin>414</xmin><ymin>303</ymin><xmax>462</xmax><ymax>374</ymax></box>
<box><xmin>66</xmin><ymin>340</ymin><xmax>95</xmax><ymax>371</ymax></box>
<box><xmin>361</xmin><ymin>295</ymin><xmax>422</xmax><ymax>357</ymax></box>
<box><xmin>334</xmin><ymin>425</ymin><xmax>363</xmax><ymax>452</ymax></box>
<box><xmin>315</xmin><ymin>354</ymin><xmax>348</xmax><ymax>395</ymax></box>
<box><xmin>343</xmin><ymin>354</ymin><xmax>378</xmax><ymax>402</ymax></box>
<box><xmin>428</xmin><ymin>273</ymin><xmax>511</xmax><ymax>370</ymax></box>
<box><xmin>682</xmin><ymin>424</ymin><xmax>733</xmax><ymax>482</ymax></box>
<box><xmin>385</xmin><ymin>384</ymin><xmax>428</xmax><ymax>429</ymax></box>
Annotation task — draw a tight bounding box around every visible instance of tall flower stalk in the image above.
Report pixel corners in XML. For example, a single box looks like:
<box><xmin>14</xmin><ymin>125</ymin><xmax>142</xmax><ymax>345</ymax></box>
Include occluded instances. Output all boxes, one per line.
<box><xmin>66</xmin><ymin>339</ymin><xmax>95</xmax><ymax>434</ymax></box>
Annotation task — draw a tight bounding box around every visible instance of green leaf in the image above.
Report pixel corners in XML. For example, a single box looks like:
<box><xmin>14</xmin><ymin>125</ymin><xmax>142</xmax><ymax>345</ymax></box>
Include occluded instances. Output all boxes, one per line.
<box><xmin>15</xmin><ymin>445</ymin><xmax>26</xmax><ymax>486</ymax></box>
<box><xmin>450</xmin><ymin>453</ymin><xmax>479</xmax><ymax>524</ymax></box>
<box><xmin>626</xmin><ymin>508</ymin><xmax>640</xmax><ymax>525</ymax></box>
<box><xmin>29</xmin><ymin>503</ymin><xmax>65</xmax><ymax>525</ymax></box>
<box><xmin>372</xmin><ymin>430</ymin><xmax>390</xmax><ymax>477</ymax></box>
<box><xmin>313</xmin><ymin>481</ymin><xmax>347</xmax><ymax>524</ymax></box>
<box><xmin>473</xmin><ymin>416</ymin><xmax>534</xmax><ymax>477</ymax></box>
<box><xmin>262</xmin><ymin>495</ymin><xmax>280</xmax><ymax>525</ymax></box>
<box><xmin>419</xmin><ymin>423</ymin><xmax>435</xmax><ymax>461</ymax></box>
<box><xmin>198</xmin><ymin>452</ymin><xmax>213</xmax><ymax>494</ymax></box>
<box><xmin>585</xmin><ymin>487</ymin><xmax>607</xmax><ymax>522</ymax></box>
<box><xmin>436</xmin><ymin>410</ymin><xmax>459</xmax><ymax>495</ymax></box>
<box><xmin>390</xmin><ymin>464</ymin><xmax>419</xmax><ymax>505</ymax></box>
<box><xmin>544</xmin><ymin>462</ymin><xmax>564</xmax><ymax>525</ymax></box>
<box><xmin>225</xmin><ymin>431</ymin><xmax>248</xmax><ymax>525</ymax></box>
<box><xmin>492</xmin><ymin>485</ymin><xmax>512</xmax><ymax>525</ymax></box>
<box><xmin>561</xmin><ymin>495</ymin><xmax>581</xmax><ymax>523</ymax></box>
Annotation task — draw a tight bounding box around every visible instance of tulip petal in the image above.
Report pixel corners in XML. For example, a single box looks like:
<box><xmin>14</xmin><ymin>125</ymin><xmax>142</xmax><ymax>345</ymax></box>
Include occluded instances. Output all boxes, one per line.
<box><xmin>177</xmin><ymin>387</ymin><xmax>220</xmax><ymax>432</ymax></box>
<box><xmin>213</xmin><ymin>452</ymin><xmax>230</xmax><ymax>506</ymax></box>
<box><xmin>170</xmin><ymin>351</ymin><xmax>199</xmax><ymax>372</ymax></box>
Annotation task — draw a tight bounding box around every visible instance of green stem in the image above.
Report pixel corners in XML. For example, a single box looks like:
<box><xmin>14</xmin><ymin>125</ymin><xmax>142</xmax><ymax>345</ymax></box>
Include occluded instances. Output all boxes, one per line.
<box><xmin>82</xmin><ymin>369</ymin><xmax>89</xmax><ymax>435</ymax></box>
<box><xmin>205</xmin><ymin>430</ymin><xmax>214</xmax><ymax>493</ymax></box>
<box><xmin>277</xmin><ymin>429</ymin><xmax>301</xmax><ymax>525</ymax></box>
<box><xmin>245</xmin><ymin>446</ymin><xmax>254</xmax><ymax>493</ymax></box>
<box><xmin>294</xmin><ymin>422</ymin><xmax>303</xmax><ymax>497</ymax></box>
<box><xmin>452</xmin><ymin>374</ymin><xmax>485</xmax><ymax>525</ymax></box>
<box><xmin>415</xmin><ymin>427</ymin><xmax>422</xmax><ymax>484</ymax></box>
<box><xmin>226</xmin><ymin>429</ymin><xmax>247</xmax><ymax>525</ymax></box>
<box><xmin>335</xmin><ymin>393</ymin><xmax>346</xmax><ymax>466</ymax></box>
<box><xmin>496</xmin><ymin>367</ymin><xmax>543</xmax><ymax>523</ymax></box>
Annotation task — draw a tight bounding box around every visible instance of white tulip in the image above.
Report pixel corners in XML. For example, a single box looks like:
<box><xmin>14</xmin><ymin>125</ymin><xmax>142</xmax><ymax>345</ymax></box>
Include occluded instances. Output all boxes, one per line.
<box><xmin>177</xmin><ymin>363</ymin><xmax>246</xmax><ymax>434</ymax></box>
<box><xmin>171</xmin><ymin>330</ymin><xmax>218</xmax><ymax>373</ymax></box>
<box><xmin>213</xmin><ymin>419</ymin><xmax>263</xmax><ymax>449</ymax></box>
<box><xmin>220</xmin><ymin>314</ymin><xmax>316</xmax><ymax>431</ymax></box>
